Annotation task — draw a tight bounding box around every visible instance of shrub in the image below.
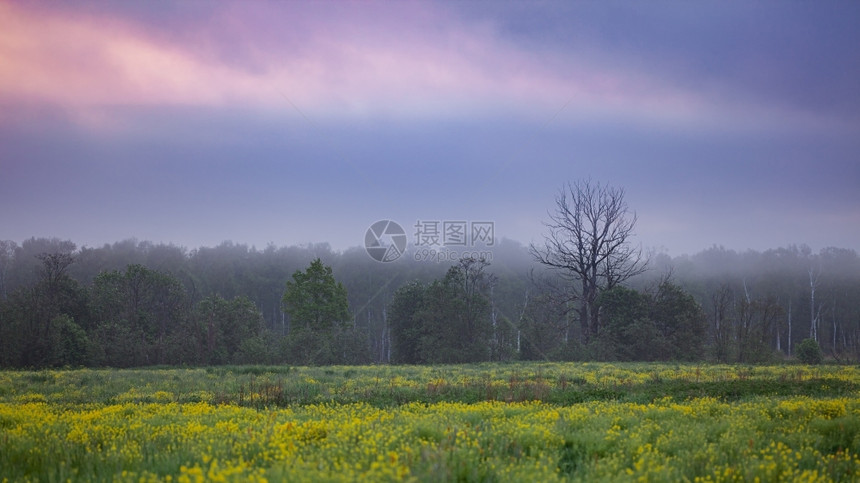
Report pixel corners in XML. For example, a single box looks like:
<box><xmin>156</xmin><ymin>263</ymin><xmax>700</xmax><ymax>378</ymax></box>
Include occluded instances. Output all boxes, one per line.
<box><xmin>796</xmin><ymin>338</ymin><xmax>823</xmax><ymax>365</ymax></box>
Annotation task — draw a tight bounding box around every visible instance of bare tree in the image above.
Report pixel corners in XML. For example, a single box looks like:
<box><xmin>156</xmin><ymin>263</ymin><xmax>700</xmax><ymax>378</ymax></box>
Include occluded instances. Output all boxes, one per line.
<box><xmin>530</xmin><ymin>180</ymin><xmax>646</xmax><ymax>343</ymax></box>
<box><xmin>787</xmin><ymin>298</ymin><xmax>792</xmax><ymax>357</ymax></box>
<box><xmin>456</xmin><ymin>257</ymin><xmax>497</xmax><ymax>347</ymax></box>
<box><xmin>0</xmin><ymin>240</ymin><xmax>16</xmax><ymax>300</ymax></box>
<box><xmin>520</xmin><ymin>269</ymin><xmax>575</xmax><ymax>359</ymax></box>
<box><xmin>711</xmin><ymin>283</ymin><xmax>733</xmax><ymax>362</ymax></box>
<box><xmin>36</xmin><ymin>252</ymin><xmax>75</xmax><ymax>285</ymax></box>
<box><xmin>809</xmin><ymin>265</ymin><xmax>821</xmax><ymax>342</ymax></box>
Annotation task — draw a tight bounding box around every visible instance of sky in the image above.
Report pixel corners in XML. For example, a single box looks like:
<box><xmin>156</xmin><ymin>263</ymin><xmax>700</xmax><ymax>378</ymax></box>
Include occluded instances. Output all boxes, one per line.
<box><xmin>1</xmin><ymin>1</ymin><xmax>859</xmax><ymax>257</ymax></box>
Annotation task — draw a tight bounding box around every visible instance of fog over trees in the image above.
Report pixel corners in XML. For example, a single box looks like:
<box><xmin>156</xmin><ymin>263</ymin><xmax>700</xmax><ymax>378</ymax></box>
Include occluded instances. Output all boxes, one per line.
<box><xmin>1</xmin><ymin>177</ymin><xmax>859</xmax><ymax>369</ymax></box>
<box><xmin>1</xmin><ymin>232</ymin><xmax>858</xmax><ymax>368</ymax></box>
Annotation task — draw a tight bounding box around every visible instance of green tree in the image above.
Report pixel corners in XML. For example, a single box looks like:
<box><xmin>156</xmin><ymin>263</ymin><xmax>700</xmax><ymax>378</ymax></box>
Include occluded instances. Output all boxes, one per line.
<box><xmin>596</xmin><ymin>285</ymin><xmax>659</xmax><ymax>361</ymax></box>
<box><xmin>51</xmin><ymin>313</ymin><xmax>92</xmax><ymax>367</ymax></box>
<box><xmin>388</xmin><ymin>281</ymin><xmax>428</xmax><ymax>364</ymax></box>
<box><xmin>281</xmin><ymin>258</ymin><xmax>351</xmax><ymax>365</ymax></box>
<box><xmin>415</xmin><ymin>275</ymin><xmax>465</xmax><ymax>363</ymax></box>
<box><xmin>455</xmin><ymin>257</ymin><xmax>495</xmax><ymax>358</ymax></box>
<box><xmin>90</xmin><ymin>264</ymin><xmax>187</xmax><ymax>366</ymax></box>
<box><xmin>410</xmin><ymin>258</ymin><xmax>494</xmax><ymax>363</ymax></box>
<box><xmin>0</xmin><ymin>251</ymin><xmax>92</xmax><ymax>368</ymax></box>
<box><xmin>194</xmin><ymin>295</ymin><xmax>265</xmax><ymax>364</ymax></box>
<box><xmin>386</xmin><ymin>258</ymin><xmax>496</xmax><ymax>364</ymax></box>
<box><xmin>651</xmin><ymin>281</ymin><xmax>708</xmax><ymax>361</ymax></box>
<box><xmin>596</xmin><ymin>281</ymin><xmax>706</xmax><ymax>361</ymax></box>
<box><xmin>283</xmin><ymin>259</ymin><xmax>349</xmax><ymax>332</ymax></box>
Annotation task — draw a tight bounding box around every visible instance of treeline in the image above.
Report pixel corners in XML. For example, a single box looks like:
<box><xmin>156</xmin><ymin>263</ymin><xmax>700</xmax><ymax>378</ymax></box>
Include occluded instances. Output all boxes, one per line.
<box><xmin>0</xmin><ymin>237</ymin><xmax>503</xmax><ymax>368</ymax></box>
<box><xmin>519</xmin><ymin>245</ymin><xmax>860</xmax><ymax>363</ymax></box>
<box><xmin>0</xmin><ymin>255</ymin><xmax>266</xmax><ymax>367</ymax></box>
<box><xmin>657</xmin><ymin>245</ymin><xmax>860</xmax><ymax>362</ymax></box>
<box><xmin>0</xmin><ymin>238</ymin><xmax>858</xmax><ymax>367</ymax></box>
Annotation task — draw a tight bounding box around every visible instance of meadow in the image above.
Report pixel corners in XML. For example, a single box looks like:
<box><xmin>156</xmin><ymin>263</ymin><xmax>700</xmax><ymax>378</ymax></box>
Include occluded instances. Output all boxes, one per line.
<box><xmin>2</xmin><ymin>363</ymin><xmax>859</xmax><ymax>481</ymax></box>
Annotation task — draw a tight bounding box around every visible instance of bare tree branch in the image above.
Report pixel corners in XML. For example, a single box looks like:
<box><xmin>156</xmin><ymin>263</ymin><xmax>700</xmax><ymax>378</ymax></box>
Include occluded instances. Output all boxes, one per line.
<box><xmin>529</xmin><ymin>180</ymin><xmax>647</xmax><ymax>342</ymax></box>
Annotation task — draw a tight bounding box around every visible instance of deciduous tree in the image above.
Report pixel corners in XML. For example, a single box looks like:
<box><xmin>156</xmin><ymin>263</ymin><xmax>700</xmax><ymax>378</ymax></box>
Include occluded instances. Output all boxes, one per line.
<box><xmin>531</xmin><ymin>180</ymin><xmax>646</xmax><ymax>343</ymax></box>
<box><xmin>281</xmin><ymin>258</ymin><xmax>352</xmax><ymax>364</ymax></box>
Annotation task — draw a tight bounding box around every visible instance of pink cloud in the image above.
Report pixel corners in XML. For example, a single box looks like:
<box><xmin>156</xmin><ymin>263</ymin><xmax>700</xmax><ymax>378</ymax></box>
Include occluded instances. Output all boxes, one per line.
<box><xmin>0</xmin><ymin>2</ymin><xmax>787</xmax><ymax>131</ymax></box>
<box><xmin>0</xmin><ymin>3</ymin><xmax>258</xmax><ymax>107</ymax></box>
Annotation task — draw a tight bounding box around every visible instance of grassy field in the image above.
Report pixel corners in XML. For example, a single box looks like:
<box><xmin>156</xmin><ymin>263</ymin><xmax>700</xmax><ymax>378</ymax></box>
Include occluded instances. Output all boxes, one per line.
<box><xmin>2</xmin><ymin>363</ymin><xmax>859</xmax><ymax>481</ymax></box>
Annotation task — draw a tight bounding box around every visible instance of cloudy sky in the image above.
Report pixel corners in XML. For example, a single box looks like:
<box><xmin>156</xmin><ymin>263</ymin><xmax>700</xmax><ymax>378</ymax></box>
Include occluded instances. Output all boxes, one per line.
<box><xmin>2</xmin><ymin>1</ymin><xmax>858</xmax><ymax>256</ymax></box>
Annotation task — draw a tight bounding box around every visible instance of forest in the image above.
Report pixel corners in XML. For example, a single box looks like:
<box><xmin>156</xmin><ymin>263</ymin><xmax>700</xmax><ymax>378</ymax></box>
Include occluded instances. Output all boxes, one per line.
<box><xmin>1</xmin><ymin>232</ymin><xmax>858</xmax><ymax>368</ymax></box>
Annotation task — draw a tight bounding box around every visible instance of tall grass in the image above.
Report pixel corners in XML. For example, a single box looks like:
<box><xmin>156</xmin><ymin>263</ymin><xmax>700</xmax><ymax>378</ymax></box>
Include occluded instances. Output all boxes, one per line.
<box><xmin>2</xmin><ymin>362</ymin><xmax>856</xmax><ymax>407</ymax></box>
<box><xmin>1</xmin><ymin>363</ymin><xmax>859</xmax><ymax>481</ymax></box>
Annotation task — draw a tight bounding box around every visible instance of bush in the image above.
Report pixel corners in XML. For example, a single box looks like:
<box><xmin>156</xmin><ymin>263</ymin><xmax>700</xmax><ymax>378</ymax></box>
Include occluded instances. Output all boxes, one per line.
<box><xmin>796</xmin><ymin>338</ymin><xmax>823</xmax><ymax>365</ymax></box>
<box><xmin>233</xmin><ymin>336</ymin><xmax>269</xmax><ymax>365</ymax></box>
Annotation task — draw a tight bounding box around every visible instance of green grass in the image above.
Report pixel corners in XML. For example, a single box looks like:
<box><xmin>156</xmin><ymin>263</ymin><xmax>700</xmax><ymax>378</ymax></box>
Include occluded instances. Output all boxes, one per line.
<box><xmin>1</xmin><ymin>362</ymin><xmax>859</xmax><ymax>481</ymax></box>
<box><xmin>2</xmin><ymin>362</ymin><xmax>856</xmax><ymax>408</ymax></box>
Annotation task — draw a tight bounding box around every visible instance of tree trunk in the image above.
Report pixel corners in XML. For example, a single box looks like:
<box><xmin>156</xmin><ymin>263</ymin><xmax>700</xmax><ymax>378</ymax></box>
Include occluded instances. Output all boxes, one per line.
<box><xmin>787</xmin><ymin>299</ymin><xmax>792</xmax><ymax>357</ymax></box>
